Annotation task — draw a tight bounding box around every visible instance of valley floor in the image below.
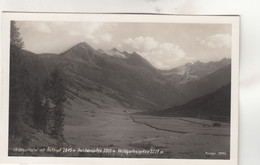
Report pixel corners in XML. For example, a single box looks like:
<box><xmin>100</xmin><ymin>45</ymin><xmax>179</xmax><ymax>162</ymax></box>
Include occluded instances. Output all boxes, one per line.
<box><xmin>62</xmin><ymin>95</ymin><xmax>230</xmax><ymax>159</ymax></box>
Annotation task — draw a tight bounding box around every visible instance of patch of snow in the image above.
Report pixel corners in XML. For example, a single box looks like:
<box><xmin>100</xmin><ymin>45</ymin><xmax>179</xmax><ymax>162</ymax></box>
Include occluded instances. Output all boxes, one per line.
<box><xmin>175</xmin><ymin>66</ymin><xmax>191</xmax><ymax>75</ymax></box>
<box><xmin>101</xmin><ymin>49</ymin><xmax>126</xmax><ymax>58</ymax></box>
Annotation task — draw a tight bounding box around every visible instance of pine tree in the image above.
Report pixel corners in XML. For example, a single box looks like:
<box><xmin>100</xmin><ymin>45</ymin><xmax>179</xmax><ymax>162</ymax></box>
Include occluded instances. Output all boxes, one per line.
<box><xmin>9</xmin><ymin>21</ymin><xmax>25</xmax><ymax>139</ymax></box>
<box><xmin>49</xmin><ymin>67</ymin><xmax>66</xmax><ymax>137</ymax></box>
<box><xmin>10</xmin><ymin>21</ymin><xmax>24</xmax><ymax>49</ymax></box>
<box><xmin>50</xmin><ymin>68</ymin><xmax>66</xmax><ymax>104</ymax></box>
<box><xmin>32</xmin><ymin>87</ymin><xmax>48</xmax><ymax>133</ymax></box>
<box><xmin>32</xmin><ymin>88</ymin><xmax>42</xmax><ymax>131</ymax></box>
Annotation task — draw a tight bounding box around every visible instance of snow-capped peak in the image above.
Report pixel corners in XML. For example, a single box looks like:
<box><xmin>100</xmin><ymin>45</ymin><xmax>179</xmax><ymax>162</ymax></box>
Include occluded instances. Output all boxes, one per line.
<box><xmin>101</xmin><ymin>48</ymin><xmax>126</xmax><ymax>58</ymax></box>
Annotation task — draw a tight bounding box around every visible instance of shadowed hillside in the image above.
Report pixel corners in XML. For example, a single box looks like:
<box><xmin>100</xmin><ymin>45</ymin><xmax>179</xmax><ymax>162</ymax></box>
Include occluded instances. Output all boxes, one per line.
<box><xmin>147</xmin><ymin>84</ymin><xmax>231</xmax><ymax>122</ymax></box>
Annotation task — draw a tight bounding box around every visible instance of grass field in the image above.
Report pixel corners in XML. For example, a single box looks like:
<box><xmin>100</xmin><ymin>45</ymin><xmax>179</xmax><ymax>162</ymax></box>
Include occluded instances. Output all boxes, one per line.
<box><xmin>62</xmin><ymin>94</ymin><xmax>230</xmax><ymax>159</ymax></box>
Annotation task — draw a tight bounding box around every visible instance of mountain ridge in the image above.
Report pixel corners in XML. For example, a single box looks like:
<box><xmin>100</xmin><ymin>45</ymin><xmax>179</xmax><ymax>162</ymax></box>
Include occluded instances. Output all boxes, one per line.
<box><xmin>160</xmin><ymin>58</ymin><xmax>231</xmax><ymax>85</ymax></box>
<box><xmin>28</xmin><ymin>41</ymin><xmax>231</xmax><ymax>110</ymax></box>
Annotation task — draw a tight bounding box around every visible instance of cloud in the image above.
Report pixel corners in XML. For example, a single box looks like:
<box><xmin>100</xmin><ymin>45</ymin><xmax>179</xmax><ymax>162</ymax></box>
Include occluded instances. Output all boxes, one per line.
<box><xmin>84</xmin><ymin>22</ymin><xmax>104</xmax><ymax>34</ymax></box>
<box><xmin>63</xmin><ymin>22</ymin><xmax>105</xmax><ymax>45</ymax></box>
<box><xmin>37</xmin><ymin>23</ymin><xmax>51</xmax><ymax>33</ymax></box>
<box><xmin>19</xmin><ymin>22</ymin><xmax>51</xmax><ymax>33</ymax></box>
<box><xmin>122</xmin><ymin>36</ymin><xmax>186</xmax><ymax>69</ymax></box>
<box><xmin>67</xmin><ymin>22</ymin><xmax>103</xmax><ymax>38</ymax></box>
<box><xmin>199</xmin><ymin>34</ymin><xmax>231</xmax><ymax>48</ymax></box>
<box><xmin>68</xmin><ymin>29</ymin><xmax>80</xmax><ymax>36</ymax></box>
<box><xmin>101</xmin><ymin>33</ymin><xmax>113</xmax><ymax>42</ymax></box>
<box><xmin>124</xmin><ymin>36</ymin><xmax>158</xmax><ymax>50</ymax></box>
<box><xmin>17</xmin><ymin>21</ymin><xmax>107</xmax><ymax>53</ymax></box>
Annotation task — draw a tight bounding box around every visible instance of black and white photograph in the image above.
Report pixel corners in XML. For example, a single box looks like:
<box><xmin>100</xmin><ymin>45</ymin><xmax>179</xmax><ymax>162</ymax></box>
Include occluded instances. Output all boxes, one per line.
<box><xmin>1</xmin><ymin>13</ymin><xmax>239</xmax><ymax>164</ymax></box>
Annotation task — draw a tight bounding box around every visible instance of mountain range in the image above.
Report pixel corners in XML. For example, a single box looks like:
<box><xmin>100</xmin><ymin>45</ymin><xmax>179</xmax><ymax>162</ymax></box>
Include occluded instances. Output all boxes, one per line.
<box><xmin>160</xmin><ymin>58</ymin><xmax>231</xmax><ymax>85</ymax></box>
<box><xmin>20</xmin><ymin>42</ymin><xmax>231</xmax><ymax>119</ymax></box>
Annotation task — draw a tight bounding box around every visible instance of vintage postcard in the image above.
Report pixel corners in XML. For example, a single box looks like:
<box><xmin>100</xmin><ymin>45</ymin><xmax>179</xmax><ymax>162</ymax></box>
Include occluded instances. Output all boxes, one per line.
<box><xmin>1</xmin><ymin>12</ymin><xmax>239</xmax><ymax>165</ymax></box>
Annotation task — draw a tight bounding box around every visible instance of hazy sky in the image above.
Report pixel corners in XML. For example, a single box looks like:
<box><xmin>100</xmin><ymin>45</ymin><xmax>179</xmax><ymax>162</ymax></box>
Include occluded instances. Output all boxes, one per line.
<box><xmin>16</xmin><ymin>21</ymin><xmax>231</xmax><ymax>69</ymax></box>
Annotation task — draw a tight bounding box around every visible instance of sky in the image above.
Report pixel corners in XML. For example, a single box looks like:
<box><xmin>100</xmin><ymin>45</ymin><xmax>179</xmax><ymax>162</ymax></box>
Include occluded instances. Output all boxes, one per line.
<box><xmin>16</xmin><ymin>21</ymin><xmax>231</xmax><ymax>70</ymax></box>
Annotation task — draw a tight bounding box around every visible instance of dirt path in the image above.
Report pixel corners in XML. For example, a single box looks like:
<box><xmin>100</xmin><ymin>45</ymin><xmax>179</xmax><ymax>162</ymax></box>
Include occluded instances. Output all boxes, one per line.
<box><xmin>129</xmin><ymin>115</ymin><xmax>230</xmax><ymax>137</ymax></box>
<box><xmin>129</xmin><ymin>115</ymin><xmax>189</xmax><ymax>134</ymax></box>
<box><xmin>179</xmin><ymin>118</ymin><xmax>212</xmax><ymax>127</ymax></box>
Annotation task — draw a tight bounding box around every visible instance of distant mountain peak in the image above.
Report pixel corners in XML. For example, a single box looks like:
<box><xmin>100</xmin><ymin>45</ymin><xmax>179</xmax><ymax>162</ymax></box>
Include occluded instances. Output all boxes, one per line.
<box><xmin>133</xmin><ymin>51</ymin><xmax>139</xmax><ymax>55</ymax></box>
<box><xmin>73</xmin><ymin>42</ymin><xmax>95</xmax><ymax>51</ymax></box>
<box><xmin>97</xmin><ymin>48</ymin><xmax>104</xmax><ymax>52</ymax></box>
<box><xmin>194</xmin><ymin>60</ymin><xmax>203</xmax><ymax>65</ymax></box>
<box><xmin>78</xmin><ymin>42</ymin><xmax>89</xmax><ymax>46</ymax></box>
<box><xmin>100</xmin><ymin>48</ymin><xmax>126</xmax><ymax>58</ymax></box>
<box><xmin>185</xmin><ymin>62</ymin><xmax>193</xmax><ymax>67</ymax></box>
<box><xmin>220</xmin><ymin>57</ymin><xmax>231</xmax><ymax>62</ymax></box>
<box><xmin>111</xmin><ymin>48</ymin><xmax>119</xmax><ymax>52</ymax></box>
<box><xmin>60</xmin><ymin>42</ymin><xmax>98</xmax><ymax>64</ymax></box>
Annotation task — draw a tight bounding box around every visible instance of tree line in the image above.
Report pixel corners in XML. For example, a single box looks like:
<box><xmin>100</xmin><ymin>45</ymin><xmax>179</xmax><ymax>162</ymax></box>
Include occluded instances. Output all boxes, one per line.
<box><xmin>9</xmin><ymin>21</ymin><xmax>66</xmax><ymax>141</ymax></box>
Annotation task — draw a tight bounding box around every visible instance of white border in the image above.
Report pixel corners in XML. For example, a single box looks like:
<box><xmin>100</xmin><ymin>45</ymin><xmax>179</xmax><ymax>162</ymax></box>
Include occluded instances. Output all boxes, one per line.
<box><xmin>1</xmin><ymin>12</ymin><xmax>240</xmax><ymax>165</ymax></box>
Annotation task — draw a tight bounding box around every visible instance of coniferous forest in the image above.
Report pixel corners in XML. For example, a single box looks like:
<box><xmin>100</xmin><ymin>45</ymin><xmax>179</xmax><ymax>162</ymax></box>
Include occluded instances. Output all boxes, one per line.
<box><xmin>9</xmin><ymin>21</ymin><xmax>66</xmax><ymax>149</ymax></box>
